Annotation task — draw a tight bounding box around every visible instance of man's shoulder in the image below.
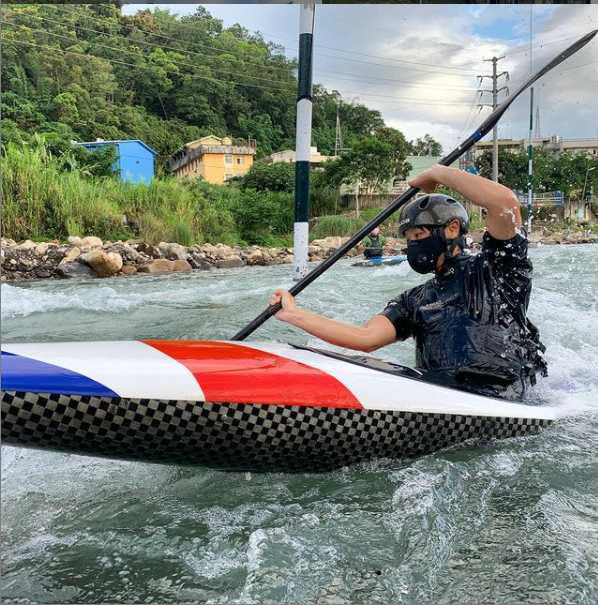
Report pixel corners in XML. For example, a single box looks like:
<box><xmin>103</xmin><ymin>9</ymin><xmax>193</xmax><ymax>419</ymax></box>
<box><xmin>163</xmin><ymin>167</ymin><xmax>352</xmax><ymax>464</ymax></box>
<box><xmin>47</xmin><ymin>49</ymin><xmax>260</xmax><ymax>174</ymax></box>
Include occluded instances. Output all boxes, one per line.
<box><xmin>387</xmin><ymin>281</ymin><xmax>430</xmax><ymax>309</ymax></box>
<box><xmin>481</xmin><ymin>229</ymin><xmax>528</xmax><ymax>253</ymax></box>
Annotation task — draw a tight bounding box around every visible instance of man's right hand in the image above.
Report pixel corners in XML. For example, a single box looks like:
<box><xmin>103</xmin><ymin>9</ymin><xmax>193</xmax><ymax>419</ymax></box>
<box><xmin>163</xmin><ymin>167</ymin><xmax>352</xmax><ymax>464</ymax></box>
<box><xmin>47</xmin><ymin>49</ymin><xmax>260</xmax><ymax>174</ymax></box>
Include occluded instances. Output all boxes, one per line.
<box><xmin>270</xmin><ymin>289</ymin><xmax>298</xmax><ymax>322</ymax></box>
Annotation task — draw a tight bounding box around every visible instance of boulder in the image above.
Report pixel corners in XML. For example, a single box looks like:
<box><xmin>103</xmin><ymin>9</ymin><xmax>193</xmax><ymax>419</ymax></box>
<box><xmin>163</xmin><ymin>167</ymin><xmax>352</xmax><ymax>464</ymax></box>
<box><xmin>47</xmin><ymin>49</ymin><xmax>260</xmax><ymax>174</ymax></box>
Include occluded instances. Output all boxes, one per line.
<box><xmin>80</xmin><ymin>249</ymin><xmax>123</xmax><ymax>277</ymax></box>
<box><xmin>215</xmin><ymin>256</ymin><xmax>244</xmax><ymax>269</ymax></box>
<box><xmin>17</xmin><ymin>257</ymin><xmax>35</xmax><ymax>272</ymax></box>
<box><xmin>160</xmin><ymin>242</ymin><xmax>188</xmax><ymax>261</ymax></box>
<box><xmin>188</xmin><ymin>253</ymin><xmax>212</xmax><ymax>270</ymax></box>
<box><xmin>34</xmin><ymin>243</ymin><xmax>50</xmax><ymax>257</ymax></box>
<box><xmin>199</xmin><ymin>243</ymin><xmax>235</xmax><ymax>260</ymax></box>
<box><xmin>138</xmin><ymin>259</ymin><xmax>175</xmax><ymax>274</ymax></box>
<box><xmin>311</xmin><ymin>236</ymin><xmax>345</xmax><ymax>251</ymax></box>
<box><xmin>57</xmin><ymin>260</ymin><xmax>96</xmax><ymax>279</ymax></box>
<box><xmin>67</xmin><ymin>235</ymin><xmax>82</xmax><ymax>246</ymax></box>
<box><xmin>246</xmin><ymin>248</ymin><xmax>266</xmax><ymax>266</ymax></box>
<box><xmin>16</xmin><ymin>239</ymin><xmax>37</xmax><ymax>251</ymax></box>
<box><xmin>308</xmin><ymin>245</ymin><xmax>324</xmax><ymax>260</ymax></box>
<box><xmin>34</xmin><ymin>268</ymin><xmax>53</xmax><ymax>279</ymax></box>
<box><xmin>1</xmin><ymin>238</ymin><xmax>17</xmax><ymax>248</ymax></box>
<box><xmin>135</xmin><ymin>242</ymin><xmax>163</xmax><ymax>258</ymax></box>
<box><xmin>63</xmin><ymin>247</ymin><xmax>81</xmax><ymax>263</ymax></box>
<box><xmin>172</xmin><ymin>259</ymin><xmax>192</xmax><ymax>272</ymax></box>
<box><xmin>105</xmin><ymin>242</ymin><xmax>142</xmax><ymax>263</ymax></box>
<box><xmin>80</xmin><ymin>236</ymin><xmax>103</xmax><ymax>249</ymax></box>
<box><xmin>46</xmin><ymin>246</ymin><xmax>69</xmax><ymax>263</ymax></box>
<box><xmin>121</xmin><ymin>264</ymin><xmax>138</xmax><ymax>276</ymax></box>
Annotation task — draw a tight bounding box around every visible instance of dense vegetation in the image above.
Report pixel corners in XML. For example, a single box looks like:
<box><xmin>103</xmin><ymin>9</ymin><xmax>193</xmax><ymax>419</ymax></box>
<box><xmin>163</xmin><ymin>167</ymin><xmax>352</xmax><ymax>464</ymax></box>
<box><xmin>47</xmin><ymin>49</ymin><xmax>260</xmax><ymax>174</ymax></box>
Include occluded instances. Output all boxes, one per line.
<box><xmin>476</xmin><ymin>149</ymin><xmax>598</xmax><ymax>201</ymax></box>
<box><xmin>1</xmin><ymin>3</ymin><xmax>412</xmax><ymax>168</ymax></box>
<box><xmin>1</xmin><ymin>140</ymin><xmax>294</xmax><ymax>246</ymax></box>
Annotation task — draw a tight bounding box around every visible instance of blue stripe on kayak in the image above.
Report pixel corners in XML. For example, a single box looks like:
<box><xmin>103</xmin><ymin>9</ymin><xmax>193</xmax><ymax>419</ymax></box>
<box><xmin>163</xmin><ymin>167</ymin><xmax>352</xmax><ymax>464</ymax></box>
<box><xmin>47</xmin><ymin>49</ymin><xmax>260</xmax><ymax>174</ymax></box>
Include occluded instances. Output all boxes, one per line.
<box><xmin>1</xmin><ymin>352</ymin><xmax>118</xmax><ymax>396</ymax></box>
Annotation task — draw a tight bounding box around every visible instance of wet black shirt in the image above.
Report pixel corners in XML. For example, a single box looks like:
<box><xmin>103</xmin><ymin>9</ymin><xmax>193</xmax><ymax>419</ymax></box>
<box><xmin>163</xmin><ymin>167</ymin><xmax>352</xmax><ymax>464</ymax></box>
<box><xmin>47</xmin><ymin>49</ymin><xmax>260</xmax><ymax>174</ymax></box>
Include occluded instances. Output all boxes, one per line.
<box><xmin>381</xmin><ymin>232</ymin><xmax>546</xmax><ymax>399</ymax></box>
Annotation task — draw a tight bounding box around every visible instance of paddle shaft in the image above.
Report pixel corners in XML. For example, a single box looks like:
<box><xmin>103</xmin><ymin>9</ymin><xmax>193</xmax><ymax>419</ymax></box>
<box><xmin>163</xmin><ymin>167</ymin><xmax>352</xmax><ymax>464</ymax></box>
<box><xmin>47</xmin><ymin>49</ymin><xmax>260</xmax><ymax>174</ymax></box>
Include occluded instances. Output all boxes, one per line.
<box><xmin>232</xmin><ymin>30</ymin><xmax>597</xmax><ymax>341</ymax></box>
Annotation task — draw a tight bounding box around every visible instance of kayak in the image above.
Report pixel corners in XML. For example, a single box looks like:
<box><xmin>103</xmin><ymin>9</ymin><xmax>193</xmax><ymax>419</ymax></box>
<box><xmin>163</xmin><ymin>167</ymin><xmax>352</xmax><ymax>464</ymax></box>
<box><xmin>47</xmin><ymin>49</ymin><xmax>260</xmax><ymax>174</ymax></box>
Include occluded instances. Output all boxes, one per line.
<box><xmin>1</xmin><ymin>340</ymin><xmax>554</xmax><ymax>472</ymax></box>
<box><xmin>352</xmin><ymin>254</ymin><xmax>407</xmax><ymax>267</ymax></box>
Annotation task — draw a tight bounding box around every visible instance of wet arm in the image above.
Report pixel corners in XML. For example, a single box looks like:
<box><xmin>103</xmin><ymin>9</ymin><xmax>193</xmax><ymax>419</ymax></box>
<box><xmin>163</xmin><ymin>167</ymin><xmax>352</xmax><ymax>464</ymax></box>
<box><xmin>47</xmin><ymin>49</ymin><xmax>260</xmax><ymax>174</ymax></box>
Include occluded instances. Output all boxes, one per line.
<box><xmin>411</xmin><ymin>165</ymin><xmax>522</xmax><ymax>239</ymax></box>
<box><xmin>271</xmin><ymin>290</ymin><xmax>397</xmax><ymax>352</ymax></box>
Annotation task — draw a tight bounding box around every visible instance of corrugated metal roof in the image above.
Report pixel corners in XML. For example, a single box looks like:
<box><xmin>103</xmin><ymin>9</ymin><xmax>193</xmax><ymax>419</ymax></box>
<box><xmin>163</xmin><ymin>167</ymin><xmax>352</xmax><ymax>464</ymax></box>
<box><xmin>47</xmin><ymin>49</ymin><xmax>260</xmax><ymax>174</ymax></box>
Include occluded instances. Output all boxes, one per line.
<box><xmin>77</xmin><ymin>139</ymin><xmax>158</xmax><ymax>156</ymax></box>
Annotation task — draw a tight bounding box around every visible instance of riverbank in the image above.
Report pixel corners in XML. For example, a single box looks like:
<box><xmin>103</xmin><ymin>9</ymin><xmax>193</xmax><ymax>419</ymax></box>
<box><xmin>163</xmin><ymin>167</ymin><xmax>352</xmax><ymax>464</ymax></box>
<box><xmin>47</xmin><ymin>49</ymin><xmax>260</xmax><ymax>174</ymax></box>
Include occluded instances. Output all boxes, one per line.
<box><xmin>1</xmin><ymin>228</ymin><xmax>597</xmax><ymax>282</ymax></box>
<box><xmin>0</xmin><ymin>235</ymin><xmax>359</xmax><ymax>282</ymax></box>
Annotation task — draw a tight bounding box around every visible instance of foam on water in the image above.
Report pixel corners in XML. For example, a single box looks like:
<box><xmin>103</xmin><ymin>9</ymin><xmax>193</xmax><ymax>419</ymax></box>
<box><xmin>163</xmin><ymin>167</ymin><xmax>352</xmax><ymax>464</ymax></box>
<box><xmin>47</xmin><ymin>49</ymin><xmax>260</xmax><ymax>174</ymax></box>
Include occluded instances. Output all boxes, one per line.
<box><xmin>1</xmin><ymin>284</ymin><xmax>145</xmax><ymax>319</ymax></box>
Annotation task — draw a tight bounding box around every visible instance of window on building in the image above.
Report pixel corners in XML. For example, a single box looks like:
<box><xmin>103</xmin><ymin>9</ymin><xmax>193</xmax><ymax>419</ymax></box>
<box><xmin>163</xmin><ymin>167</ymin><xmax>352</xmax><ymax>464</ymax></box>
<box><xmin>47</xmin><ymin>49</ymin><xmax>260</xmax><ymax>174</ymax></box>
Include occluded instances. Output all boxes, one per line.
<box><xmin>225</xmin><ymin>154</ymin><xmax>233</xmax><ymax>164</ymax></box>
<box><xmin>237</xmin><ymin>157</ymin><xmax>243</xmax><ymax>165</ymax></box>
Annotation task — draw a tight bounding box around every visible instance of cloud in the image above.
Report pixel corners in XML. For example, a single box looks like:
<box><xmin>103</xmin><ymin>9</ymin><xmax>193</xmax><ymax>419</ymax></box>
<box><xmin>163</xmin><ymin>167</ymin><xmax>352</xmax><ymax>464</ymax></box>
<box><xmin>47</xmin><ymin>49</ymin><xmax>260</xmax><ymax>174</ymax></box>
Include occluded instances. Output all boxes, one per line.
<box><xmin>123</xmin><ymin>4</ymin><xmax>598</xmax><ymax>151</ymax></box>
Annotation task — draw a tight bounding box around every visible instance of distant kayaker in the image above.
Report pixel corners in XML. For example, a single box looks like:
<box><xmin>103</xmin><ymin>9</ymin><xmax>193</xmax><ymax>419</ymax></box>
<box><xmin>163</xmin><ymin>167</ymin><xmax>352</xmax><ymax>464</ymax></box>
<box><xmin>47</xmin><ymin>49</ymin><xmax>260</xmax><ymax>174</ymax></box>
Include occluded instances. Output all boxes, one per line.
<box><xmin>363</xmin><ymin>227</ymin><xmax>385</xmax><ymax>259</ymax></box>
<box><xmin>271</xmin><ymin>165</ymin><xmax>547</xmax><ymax>400</ymax></box>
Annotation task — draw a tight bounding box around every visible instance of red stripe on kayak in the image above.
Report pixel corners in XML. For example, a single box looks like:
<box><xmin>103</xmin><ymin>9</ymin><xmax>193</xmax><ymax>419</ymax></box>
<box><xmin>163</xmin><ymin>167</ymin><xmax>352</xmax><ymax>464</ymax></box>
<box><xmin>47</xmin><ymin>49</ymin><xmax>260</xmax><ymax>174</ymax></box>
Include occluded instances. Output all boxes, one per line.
<box><xmin>142</xmin><ymin>340</ymin><xmax>362</xmax><ymax>409</ymax></box>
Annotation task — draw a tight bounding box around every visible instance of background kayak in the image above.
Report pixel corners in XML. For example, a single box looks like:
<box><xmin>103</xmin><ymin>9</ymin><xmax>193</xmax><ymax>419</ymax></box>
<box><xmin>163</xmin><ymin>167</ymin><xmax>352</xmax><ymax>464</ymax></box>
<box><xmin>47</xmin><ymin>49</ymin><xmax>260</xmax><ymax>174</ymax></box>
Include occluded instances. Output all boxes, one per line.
<box><xmin>352</xmin><ymin>254</ymin><xmax>407</xmax><ymax>267</ymax></box>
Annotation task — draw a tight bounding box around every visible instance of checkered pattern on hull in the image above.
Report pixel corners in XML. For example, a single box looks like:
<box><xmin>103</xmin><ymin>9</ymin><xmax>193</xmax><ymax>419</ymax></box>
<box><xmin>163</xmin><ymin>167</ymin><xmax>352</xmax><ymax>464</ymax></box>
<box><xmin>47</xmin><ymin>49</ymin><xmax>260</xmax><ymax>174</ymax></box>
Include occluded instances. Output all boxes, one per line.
<box><xmin>1</xmin><ymin>391</ymin><xmax>550</xmax><ymax>472</ymax></box>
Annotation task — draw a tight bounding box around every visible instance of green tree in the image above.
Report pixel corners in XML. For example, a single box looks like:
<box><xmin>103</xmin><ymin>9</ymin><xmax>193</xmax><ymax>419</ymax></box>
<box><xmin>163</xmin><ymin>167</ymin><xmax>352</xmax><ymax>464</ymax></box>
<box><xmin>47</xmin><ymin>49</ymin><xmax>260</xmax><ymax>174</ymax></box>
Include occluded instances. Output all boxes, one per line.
<box><xmin>241</xmin><ymin>161</ymin><xmax>295</xmax><ymax>193</ymax></box>
<box><xmin>409</xmin><ymin>134</ymin><xmax>442</xmax><ymax>156</ymax></box>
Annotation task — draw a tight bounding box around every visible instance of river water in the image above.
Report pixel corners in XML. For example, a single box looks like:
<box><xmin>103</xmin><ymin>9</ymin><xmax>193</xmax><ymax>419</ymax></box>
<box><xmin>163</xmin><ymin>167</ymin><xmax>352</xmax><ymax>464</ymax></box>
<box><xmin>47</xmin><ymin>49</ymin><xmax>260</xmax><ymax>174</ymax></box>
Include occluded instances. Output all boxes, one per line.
<box><xmin>2</xmin><ymin>244</ymin><xmax>597</xmax><ymax>604</ymax></box>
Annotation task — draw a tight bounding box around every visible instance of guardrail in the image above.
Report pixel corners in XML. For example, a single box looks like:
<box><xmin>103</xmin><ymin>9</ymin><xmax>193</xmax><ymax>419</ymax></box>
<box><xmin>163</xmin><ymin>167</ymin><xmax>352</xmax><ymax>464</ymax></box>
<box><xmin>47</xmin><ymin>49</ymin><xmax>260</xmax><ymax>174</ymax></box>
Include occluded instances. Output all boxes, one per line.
<box><xmin>516</xmin><ymin>191</ymin><xmax>565</xmax><ymax>207</ymax></box>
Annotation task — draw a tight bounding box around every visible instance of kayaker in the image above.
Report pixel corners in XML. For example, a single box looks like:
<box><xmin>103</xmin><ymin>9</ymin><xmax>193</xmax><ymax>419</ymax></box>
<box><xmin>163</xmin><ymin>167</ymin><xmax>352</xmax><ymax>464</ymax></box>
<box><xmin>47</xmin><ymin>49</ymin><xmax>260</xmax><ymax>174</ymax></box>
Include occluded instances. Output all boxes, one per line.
<box><xmin>270</xmin><ymin>165</ymin><xmax>548</xmax><ymax>400</ymax></box>
<box><xmin>363</xmin><ymin>227</ymin><xmax>385</xmax><ymax>259</ymax></box>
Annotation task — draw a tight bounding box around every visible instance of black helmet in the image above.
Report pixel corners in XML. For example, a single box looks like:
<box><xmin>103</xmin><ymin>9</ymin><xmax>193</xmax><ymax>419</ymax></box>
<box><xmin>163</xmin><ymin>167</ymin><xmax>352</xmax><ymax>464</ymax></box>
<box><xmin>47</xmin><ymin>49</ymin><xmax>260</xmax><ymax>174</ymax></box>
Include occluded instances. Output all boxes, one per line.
<box><xmin>398</xmin><ymin>194</ymin><xmax>469</xmax><ymax>237</ymax></box>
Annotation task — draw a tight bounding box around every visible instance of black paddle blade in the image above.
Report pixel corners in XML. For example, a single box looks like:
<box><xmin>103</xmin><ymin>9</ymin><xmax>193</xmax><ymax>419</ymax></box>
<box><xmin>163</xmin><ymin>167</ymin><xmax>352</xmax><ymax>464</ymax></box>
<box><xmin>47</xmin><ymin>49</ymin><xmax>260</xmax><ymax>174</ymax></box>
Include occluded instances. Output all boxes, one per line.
<box><xmin>232</xmin><ymin>30</ymin><xmax>597</xmax><ymax>342</ymax></box>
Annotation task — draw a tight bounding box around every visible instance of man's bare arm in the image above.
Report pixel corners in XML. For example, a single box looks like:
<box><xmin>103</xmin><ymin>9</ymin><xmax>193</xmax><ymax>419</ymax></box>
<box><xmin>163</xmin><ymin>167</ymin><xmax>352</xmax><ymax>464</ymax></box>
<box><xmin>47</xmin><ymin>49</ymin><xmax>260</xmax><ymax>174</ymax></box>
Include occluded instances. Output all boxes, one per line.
<box><xmin>409</xmin><ymin>165</ymin><xmax>522</xmax><ymax>240</ymax></box>
<box><xmin>270</xmin><ymin>290</ymin><xmax>397</xmax><ymax>352</ymax></box>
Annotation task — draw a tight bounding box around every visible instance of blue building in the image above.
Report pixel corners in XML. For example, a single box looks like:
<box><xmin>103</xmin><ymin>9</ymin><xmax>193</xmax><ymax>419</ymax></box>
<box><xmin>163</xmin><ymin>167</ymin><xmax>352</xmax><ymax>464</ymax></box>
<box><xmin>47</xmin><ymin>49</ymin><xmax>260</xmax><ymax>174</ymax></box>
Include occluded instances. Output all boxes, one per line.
<box><xmin>78</xmin><ymin>139</ymin><xmax>157</xmax><ymax>184</ymax></box>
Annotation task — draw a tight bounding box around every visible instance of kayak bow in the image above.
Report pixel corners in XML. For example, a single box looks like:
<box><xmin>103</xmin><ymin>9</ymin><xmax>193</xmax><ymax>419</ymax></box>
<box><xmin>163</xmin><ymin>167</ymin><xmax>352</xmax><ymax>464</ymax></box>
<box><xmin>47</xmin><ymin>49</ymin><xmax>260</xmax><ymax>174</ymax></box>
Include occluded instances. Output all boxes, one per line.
<box><xmin>1</xmin><ymin>340</ymin><xmax>554</xmax><ymax>472</ymax></box>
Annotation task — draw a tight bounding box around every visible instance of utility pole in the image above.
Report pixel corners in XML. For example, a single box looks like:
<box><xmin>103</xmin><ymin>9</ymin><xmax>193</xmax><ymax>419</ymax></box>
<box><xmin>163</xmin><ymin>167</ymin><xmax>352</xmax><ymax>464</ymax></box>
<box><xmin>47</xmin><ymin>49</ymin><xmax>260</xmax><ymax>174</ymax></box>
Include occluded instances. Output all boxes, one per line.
<box><xmin>293</xmin><ymin>0</ymin><xmax>315</xmax><ymax>281</ymax></box>
<box><xmin>478</xmin><ymin>56</ymin><xmax>509</xmax><ymax>182</ymax></box>
<box><xmin>527</xmin><ymin>8</ymin><xmax>534</xmax><ymax>235</ymax></box>
<box><xmin>527</xmin><ymin>88</ymin><xmax>534</xmax><ymax>234</ymax></box>
<box><xmin>534</xmin><ymin>105</ymin><xmax>541</xmax><ymax>140</ymax></box>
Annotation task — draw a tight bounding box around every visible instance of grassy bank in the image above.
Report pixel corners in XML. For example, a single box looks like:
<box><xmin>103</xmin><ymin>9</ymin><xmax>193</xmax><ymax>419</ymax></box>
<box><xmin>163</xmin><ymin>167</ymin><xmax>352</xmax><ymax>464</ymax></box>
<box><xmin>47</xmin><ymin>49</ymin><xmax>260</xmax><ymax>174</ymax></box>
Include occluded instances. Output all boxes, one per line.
<box><xmin>1</xmin><ymin>143</ymin><xmax>294</xmax><ymax>247</ymax></box>
<box><xmin>3</xmin><ymin>143</ymin><xmax>595</xmax><ymax>247</ymax></box>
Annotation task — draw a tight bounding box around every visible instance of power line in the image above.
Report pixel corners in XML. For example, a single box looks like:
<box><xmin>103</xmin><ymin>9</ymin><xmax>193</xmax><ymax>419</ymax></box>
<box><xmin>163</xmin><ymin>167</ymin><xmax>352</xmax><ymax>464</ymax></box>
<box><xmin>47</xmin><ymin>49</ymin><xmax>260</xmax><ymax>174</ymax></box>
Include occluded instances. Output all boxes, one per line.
<box><xmin>1</xmin><ymin>37</ymin><xmax>296</xmax><ymax>95</ymax></box>
<box><xmin>4</xmin><ymin>6</ymin><xmax>296</xmax><ymax>75</ymax></box>
<box><xmin>33</xmin><ymin>4</ymin><xmax>597</xmax><ymax>83</ymax></box>
<box><xmin>1</xmin><ymin>20</ymin><xmax>298</xmax><ymax>91</ymax></box>
<box><xmin>2</xmin><ymin>37</ymin><xmax>477</xmax><ymax>108</ymax></box>
<box><xmin>504</xmin><ymin>31</ymin><xmax>588</xmax><ymax>57</ymax></box>
<box><xmin>315</xmin><ymin>70</ymin><xmax>478</xmax><ymax>92</ymax></box>
<box><xmin>314</xmin><ymin>45</ymin><xmax>480</xmax><ymax>74</ymax></box>
<box><xmin>4</xmin><ymin>13</ymin><xmax>481</xmax><ymax>94</ymax></box>
<box><xmin>314</xmin><ymin>51</ymin><xmax>480</xmax><ymax>79</ymax></box>
<box><xmin>41</xmin><ymin>4</ymin><xmax>481</xmax><ymax>81</ymax></box>
<box><xmin>328</xmin><ymin>88</ymin><xmax>473</xmax><ymax>106</ymax></box>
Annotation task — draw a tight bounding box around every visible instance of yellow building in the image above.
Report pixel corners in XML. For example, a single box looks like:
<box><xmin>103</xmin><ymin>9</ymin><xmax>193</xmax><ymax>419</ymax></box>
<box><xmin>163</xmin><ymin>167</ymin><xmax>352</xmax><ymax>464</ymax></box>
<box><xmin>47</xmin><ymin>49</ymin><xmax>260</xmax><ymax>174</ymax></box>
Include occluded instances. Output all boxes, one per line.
<box><xmin>169</xmin><ymin>135</ymin><xmax>256</xmax><ymax>184</ymax></box>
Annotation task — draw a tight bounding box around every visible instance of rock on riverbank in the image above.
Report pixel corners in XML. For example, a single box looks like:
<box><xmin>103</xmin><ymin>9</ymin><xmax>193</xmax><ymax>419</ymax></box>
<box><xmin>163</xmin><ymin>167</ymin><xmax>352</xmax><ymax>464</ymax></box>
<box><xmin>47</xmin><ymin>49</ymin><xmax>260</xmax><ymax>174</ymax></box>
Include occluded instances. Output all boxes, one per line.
<box><xmin>0</xmin><ymin>236</ymin><xmax>361</xmax><ymax>282</ymax></box>
<box><xmin>1</xmin><ymin>229</ymin><xmax>596</xmax><ymax>282</ymax></box>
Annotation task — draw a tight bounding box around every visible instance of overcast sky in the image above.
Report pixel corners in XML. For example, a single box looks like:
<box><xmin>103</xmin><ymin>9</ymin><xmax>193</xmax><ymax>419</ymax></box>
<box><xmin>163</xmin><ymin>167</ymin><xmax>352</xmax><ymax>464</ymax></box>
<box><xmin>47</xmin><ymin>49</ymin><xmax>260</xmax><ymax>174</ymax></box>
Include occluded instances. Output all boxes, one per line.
<box><xmin>122</xmin><ymin>3</ymin><xmax>598</xmax><ymax>153</ymax></box>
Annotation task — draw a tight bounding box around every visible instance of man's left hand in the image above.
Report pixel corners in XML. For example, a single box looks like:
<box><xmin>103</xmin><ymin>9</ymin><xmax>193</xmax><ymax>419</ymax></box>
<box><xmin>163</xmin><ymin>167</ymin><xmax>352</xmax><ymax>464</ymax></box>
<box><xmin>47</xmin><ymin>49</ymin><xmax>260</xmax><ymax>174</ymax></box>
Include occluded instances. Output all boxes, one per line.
<box><xmin>408</xmin><ymin>165</ymin><xmax>443</xmax><ymax>192</ymax></box>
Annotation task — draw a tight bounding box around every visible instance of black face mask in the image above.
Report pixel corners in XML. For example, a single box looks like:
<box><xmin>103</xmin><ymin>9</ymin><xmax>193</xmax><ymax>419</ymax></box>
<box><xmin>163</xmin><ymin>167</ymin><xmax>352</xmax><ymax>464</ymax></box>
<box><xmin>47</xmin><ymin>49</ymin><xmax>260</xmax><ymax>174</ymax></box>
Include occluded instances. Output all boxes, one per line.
<box><xmin>406</xmin><ymin>230</ymin><xmax>446</xmax><ymax>274</ymax></box>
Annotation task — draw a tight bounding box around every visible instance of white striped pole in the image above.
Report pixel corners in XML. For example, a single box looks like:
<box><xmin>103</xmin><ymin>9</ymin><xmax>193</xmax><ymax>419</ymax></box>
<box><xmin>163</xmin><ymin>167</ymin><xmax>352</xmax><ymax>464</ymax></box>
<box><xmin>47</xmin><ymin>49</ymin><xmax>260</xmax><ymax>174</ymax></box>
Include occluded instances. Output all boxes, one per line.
<box><xmin>293</xmin><ymin>0</ymin><xmax>315</xmax><ymax>281</ymax></box>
